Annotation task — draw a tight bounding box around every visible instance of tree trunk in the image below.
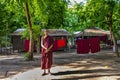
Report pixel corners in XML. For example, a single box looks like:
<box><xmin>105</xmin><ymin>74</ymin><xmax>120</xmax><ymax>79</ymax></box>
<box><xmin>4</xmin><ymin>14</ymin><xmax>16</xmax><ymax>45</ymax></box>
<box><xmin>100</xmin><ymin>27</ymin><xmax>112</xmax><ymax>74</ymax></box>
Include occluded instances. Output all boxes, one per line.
<box><xmin>109</xmin><ymin>24</ymin><xmax>119</xmax><ymax>57</ymax></box>
<box><xmin>109</xmin><ymin>11</ymin><xmax>119</xmax><ymax>57</ymax></box>
<box><xmin>5</xmin><ymin>22</ymin><xmax>8</xmax><ymax>48</ymax></box>
<box><xmin>25</xmin><ymin>2</ymin><xmax>34</xmax><ymax>60</ymax></box>
<box><xmin>36</xmin><ymin>36</ymin><xmax>41</xmax><ymax>54</ymax></box>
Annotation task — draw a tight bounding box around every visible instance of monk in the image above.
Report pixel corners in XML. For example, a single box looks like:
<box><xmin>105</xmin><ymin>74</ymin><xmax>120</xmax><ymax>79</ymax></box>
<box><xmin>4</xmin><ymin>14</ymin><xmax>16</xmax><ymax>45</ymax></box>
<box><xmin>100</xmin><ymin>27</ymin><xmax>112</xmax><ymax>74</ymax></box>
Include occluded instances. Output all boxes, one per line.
<box><xmin>41</xmin><ymin>29</ymin><xmax>54</xmax><ymax>76</ymax></box>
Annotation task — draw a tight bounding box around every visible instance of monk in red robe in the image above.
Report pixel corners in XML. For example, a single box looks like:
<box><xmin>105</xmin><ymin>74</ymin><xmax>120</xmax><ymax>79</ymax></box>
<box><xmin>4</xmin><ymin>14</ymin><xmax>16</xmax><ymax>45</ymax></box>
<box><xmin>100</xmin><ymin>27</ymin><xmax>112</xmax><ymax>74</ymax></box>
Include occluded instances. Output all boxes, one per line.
<box><xmin>41</xmin><ymin>29</ymin><xmax>54</xmax><ymax>76</ymax></box>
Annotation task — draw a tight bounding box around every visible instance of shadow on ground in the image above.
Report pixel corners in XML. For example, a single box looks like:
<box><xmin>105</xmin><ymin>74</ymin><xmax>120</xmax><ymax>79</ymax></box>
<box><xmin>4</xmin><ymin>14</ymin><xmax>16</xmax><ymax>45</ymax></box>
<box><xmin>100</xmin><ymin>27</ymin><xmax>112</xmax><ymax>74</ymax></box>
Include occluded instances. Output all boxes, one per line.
<box><xmin>0</xmin><ymin>49</ymin><xmax>120</xmax><ymax>79</ymax></box>
<box><xmin>52</xmin><ymin>69</ymin><xmax>116</xmax><ymax>75</ymax></box>
<box><xmin>52</xmin><ymin>69</ymin><xmax>120</xmax><ymax>80</ymax></box>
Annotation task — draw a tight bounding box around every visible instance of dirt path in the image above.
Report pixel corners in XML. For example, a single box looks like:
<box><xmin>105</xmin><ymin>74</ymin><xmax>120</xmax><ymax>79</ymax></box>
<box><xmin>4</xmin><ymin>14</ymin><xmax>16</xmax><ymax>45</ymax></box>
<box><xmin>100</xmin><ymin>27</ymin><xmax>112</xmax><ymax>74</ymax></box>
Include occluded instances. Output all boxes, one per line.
<box><xmin>0</xmin><ymin>49</ymin><xmax>120</xmax><ymax>80</ymax></box>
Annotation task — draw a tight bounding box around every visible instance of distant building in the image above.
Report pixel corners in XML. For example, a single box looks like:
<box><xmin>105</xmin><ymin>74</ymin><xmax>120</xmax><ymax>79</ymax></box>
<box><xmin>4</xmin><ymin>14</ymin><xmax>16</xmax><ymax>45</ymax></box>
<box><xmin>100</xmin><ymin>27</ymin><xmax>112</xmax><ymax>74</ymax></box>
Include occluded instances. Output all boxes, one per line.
<box><xmin>73</xmin><ymin>27</ymin><xmax>111</xmax><ymax>48</ymax></box>
<box><xmin>74</xmin><ymin>27</ymin><xmax>110</xmax><ymax>38</ymax></box>
<box><xmin>11</xmin><ymin>28</ymin><xmax>25</xmax><ymax>52</ymax></box>
<box><xmin>41</xmin><ymin>29</ymin><xmax>71</xmax><ymax>51</ymax></box>
<box><xmin>11</xmin><ymin>28</ymin><xmax>71</xmax><ymax>52</ymax></box>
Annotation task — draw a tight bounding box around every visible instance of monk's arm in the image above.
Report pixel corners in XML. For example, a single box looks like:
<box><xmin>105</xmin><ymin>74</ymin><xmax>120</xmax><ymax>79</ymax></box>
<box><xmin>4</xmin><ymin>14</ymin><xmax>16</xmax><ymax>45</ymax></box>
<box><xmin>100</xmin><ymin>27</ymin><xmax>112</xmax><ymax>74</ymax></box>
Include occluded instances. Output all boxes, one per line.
<box><xmin>48</xmin><ymin>44</ymin><xmax>53</xmax><ymax>51</ymax></box>
<box><xmin>41</xmin><ymin>38</ymin><xmax>47</xmax><ymax>49</ymax></box>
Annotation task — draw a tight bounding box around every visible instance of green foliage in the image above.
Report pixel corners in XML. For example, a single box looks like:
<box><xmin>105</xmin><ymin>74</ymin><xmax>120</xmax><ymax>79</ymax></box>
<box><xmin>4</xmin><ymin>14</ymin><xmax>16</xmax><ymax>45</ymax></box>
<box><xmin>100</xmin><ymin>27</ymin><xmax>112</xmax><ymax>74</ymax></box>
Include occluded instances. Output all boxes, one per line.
<box><xmin>83</xmin><ymin>0</ymin><xmax>120</xmax><ymax>38</ymax></box>
<box><xmin>32</xmin><ymin>25</ymin><xmax>41</xmax><ymax>41</ymax></box>
<box><xmin>64</xmin><ymin>2</ymin><xmax>88</xmax><ymax>33</ymax></box>
<box><xmin>0</xmin><ymin>36</ymin><xmax>11</xmax><ymax>47</ymax></box>
<box><xmin>0</xmin><ymin>0</ymin><xmax>27</xmax><ymax>38</ymax></box>
<box><xmin>21</xmin><ymin>28</ymin><xmax>29</xmax><ymax>39</ymax></box>
<box><xmin>1</xmin><ymin>0</ymin><xmax>68</xmax><ymax>34</ymax></box>
<box><xmin>1</xmin><ymin>0</ymin><xmax>120</xmax><ymax>40</ymax></box>
<box><xmin>21</xmin><ymin>25</ymin><xmax>41</xmax><ymax>41</ymax></box>
<box><xmin>24</xmin><ymin>52</ymin><xmax>31</xmax><ymax>60</ymax></box>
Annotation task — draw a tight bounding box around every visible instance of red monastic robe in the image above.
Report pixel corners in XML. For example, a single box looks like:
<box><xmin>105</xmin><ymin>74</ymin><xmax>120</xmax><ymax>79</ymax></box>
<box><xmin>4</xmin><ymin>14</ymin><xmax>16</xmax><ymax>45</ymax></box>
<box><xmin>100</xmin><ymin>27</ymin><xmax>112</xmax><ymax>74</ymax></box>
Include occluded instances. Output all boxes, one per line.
<box><xmin>41</xmin><ymin>36</ymin><xmax>54</xmax><ymax>69</ymax></box>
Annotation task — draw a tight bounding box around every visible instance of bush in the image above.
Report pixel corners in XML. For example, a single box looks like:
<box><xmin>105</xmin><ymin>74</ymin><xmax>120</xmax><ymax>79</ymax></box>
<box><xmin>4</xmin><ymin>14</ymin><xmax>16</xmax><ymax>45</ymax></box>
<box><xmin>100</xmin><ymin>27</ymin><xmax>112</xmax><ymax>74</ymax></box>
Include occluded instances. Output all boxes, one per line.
<box><xmin>0</xmin><ymin>36</ymin><xmax>11</xmax><ymax>47</ymax></box>
<box><xmin>24</xmin><ymin>52</ymin><xmax>30</xmax><ymax>60</ymax></box>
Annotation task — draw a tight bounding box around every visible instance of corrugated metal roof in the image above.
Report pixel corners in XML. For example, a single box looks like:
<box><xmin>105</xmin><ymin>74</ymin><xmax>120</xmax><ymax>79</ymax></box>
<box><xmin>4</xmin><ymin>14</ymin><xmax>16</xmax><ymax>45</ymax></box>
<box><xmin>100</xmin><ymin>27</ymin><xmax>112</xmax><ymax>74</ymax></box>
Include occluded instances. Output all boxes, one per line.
<box><xmin>74</xmin><ymin>27</ymin><xmax>110</xmax><ymax>37</ymax></box>
<box><xmin>11</xmin><ymin>28</ymin><xmax>71</xmax><ymax>36</ymax></box>
<box><xmin>42</xmin><ymin>29</ymin><xmax>71</xmax><ymax>36</ymax></box>
<box><xmin>11</xmin><ymin>28</ymin><xmax>26</xmax><ymax>36</ymax></box>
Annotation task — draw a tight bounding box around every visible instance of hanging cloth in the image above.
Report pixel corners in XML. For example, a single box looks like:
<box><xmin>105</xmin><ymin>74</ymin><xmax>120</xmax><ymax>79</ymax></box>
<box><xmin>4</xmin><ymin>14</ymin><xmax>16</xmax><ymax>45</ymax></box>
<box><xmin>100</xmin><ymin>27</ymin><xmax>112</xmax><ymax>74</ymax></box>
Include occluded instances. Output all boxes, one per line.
<box><xmin>53</xmin><ymin>40</ymin><xmax>58</xmax><ymax>52</ymax></box>
<box><xmin>24</xmin><ymin>40</ymin><xmax>29</xmax><ymax>52</ymax></box>
<box><xmin>89</xmin><ymin>38</ymin><xmax>100</xmax><ymax>53</ymax></box>
<box><xmin>57</xmin><ymin>39</ymin><xmax>66</xmax><ymax>48</ymax></box>
<box><xmin>76</xmin><ymin>39</ymin><xmax>90</xmax><ymax>54</ymax></box>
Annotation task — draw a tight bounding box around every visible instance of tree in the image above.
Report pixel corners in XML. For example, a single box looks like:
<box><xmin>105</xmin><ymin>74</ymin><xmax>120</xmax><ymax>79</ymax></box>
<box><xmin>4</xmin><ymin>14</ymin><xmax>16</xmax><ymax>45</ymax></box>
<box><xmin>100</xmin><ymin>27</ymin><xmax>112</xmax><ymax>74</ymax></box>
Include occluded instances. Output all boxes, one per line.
<box><xmin>0</xmin><ymin>1</ymin><xmax>16</xmax><ymax>48</ymax></box>
<box><xmin>83</xmin><ymin>0</ymin><xmax>120</xmax><ymax>56</ymax></box>
<box><xmin>5</xmin><ymin>0</ymin><xmax>35</xmax><ymax>60</ymax></box>
<box><xmin>25</xmin><ymin>1</ymin><xmax>34</xmax><ymax>60</ymax></box>
<box><xmin>5</xmin><ymin>0</ymin><xmax>68</xmax><ymax>60</ymax></box>
<box><xmin>64</xmin><ymin>1</ymin><xmax>90</xmax><ymax>33</ymax></box>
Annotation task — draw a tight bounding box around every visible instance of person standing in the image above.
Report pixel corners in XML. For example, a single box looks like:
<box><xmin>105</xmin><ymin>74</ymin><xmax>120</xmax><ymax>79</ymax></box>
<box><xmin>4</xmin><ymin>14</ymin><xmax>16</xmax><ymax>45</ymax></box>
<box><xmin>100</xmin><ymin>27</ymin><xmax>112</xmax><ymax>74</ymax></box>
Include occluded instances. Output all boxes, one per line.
<box><xmin>41</xmin><ymin>29</ymin><xmax>54</xmax><ymax>76</ymax></box>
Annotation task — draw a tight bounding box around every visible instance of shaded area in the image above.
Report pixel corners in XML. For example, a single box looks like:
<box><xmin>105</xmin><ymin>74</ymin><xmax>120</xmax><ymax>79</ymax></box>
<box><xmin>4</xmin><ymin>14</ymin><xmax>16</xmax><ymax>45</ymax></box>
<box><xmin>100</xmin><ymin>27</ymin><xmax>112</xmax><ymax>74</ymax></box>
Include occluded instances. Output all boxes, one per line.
<box><xmin>52</xmin><ymin>69</ymin><xmax>117</xmax><ymax>76</ymax></box>
<box><xmin>52</xmin><ymin>74</ymin><xmax>120</xmax><ymax>80</ymax></box>
<box><xmin>0</xmin><ymin>55</ymin><xmax>40</xmax><ymax>78</ymax></box>
<box><xmin>0</xmin><ymin>49</ymin><xmax>120</xmax><ymax>79</ymax></box>
<box><xmin>117</xmin><ymin>78</ymin><xmax>120</xmax><ymax>80</ymax></box>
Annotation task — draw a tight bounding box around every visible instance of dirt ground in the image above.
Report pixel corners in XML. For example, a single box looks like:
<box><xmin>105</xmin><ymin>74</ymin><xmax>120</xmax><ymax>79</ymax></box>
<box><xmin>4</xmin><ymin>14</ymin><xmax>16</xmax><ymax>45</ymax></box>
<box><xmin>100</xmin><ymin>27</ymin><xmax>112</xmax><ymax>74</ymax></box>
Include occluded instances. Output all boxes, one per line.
<box><xmin>0</xmin><ymin>49</ymin><xmax>120</xmax><ymax>80</ymax></box>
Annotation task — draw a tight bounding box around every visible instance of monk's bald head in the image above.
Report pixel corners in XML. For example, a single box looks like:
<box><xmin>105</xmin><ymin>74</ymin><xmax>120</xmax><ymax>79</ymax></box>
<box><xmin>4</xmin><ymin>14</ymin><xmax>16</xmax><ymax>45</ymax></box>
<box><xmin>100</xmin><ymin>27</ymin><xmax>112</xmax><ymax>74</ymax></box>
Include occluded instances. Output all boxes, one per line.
<box><xmin>44</xmin><ymin>29</ymin><xmax>49</xmax><ymax>36</ymax></box>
